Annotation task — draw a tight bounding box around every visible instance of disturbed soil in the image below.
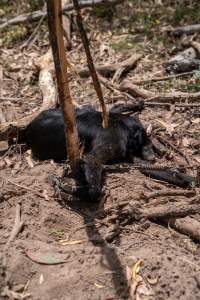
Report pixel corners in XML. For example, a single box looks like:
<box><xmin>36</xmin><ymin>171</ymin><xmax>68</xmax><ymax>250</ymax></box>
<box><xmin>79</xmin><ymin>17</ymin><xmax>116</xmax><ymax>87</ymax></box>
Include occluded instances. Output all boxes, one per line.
<box><xmin>1</xmin><ymin>1</ymin><xmax>200</xmax><ymax>299</ymax></box>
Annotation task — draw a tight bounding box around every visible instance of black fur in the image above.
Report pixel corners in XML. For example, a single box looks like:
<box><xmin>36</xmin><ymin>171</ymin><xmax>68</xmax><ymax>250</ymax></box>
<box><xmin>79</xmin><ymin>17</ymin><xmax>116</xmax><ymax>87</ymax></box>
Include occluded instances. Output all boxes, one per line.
<box><xmin>18</xmin><ymin>104</ymin><xmax>154</xmax><ymax>201</ymax></box>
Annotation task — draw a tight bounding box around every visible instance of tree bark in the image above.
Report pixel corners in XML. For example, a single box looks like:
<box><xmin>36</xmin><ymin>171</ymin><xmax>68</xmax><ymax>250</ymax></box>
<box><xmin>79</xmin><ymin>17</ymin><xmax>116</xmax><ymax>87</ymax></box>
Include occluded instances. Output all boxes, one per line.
<box><xmin>46</xmin><ymin>0</ymin><xmax>80</xmax><ymax>171</ymax></box>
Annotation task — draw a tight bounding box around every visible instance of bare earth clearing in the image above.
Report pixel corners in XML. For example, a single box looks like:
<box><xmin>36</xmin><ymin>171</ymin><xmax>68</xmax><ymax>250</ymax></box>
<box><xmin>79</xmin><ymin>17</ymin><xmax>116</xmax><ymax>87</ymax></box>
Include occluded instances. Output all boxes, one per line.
<box><xmin>1</xmin><ymin>1</ymin><xmax>200</xmax><ymax>299</ymax></box>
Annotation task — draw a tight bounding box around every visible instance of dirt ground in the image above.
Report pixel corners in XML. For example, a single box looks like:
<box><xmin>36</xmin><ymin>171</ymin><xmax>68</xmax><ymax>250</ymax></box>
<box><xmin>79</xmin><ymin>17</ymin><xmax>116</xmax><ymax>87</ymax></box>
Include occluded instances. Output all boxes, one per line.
<box><xmin>1</xmin><ymin>1</ymin><xmax>200</xmax><ymax>299</ymax></box>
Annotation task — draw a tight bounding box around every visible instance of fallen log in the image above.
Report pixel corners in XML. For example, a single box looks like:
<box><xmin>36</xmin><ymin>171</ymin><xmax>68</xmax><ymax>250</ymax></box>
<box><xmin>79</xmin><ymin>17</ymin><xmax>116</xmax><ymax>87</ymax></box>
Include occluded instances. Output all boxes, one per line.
<box><xmin>0</xmin><ymin>0</ymin><xmax>124</xmax><ymax>30</ymax></box>
<box><xmin>123</xmin><ymin>201</ymin><xmax>200</xmax><ymax>220</ymax></box>
<box><xmin>172</xmin><ymin>24</ymin><xmax>200</xmax><ymax>36</ymax></box>
<box><xmin>164</xmin><ymin>47</ymin><xmax>200</xmax><ymax>74</ymax></box>
<box><xmin>168</xmin><ymin>47</ymin><xmax>198</xmax><ymax>61</ymax></box>
<box><xmin>165</xmin><ymin>58</ymin><xmax>200</xmax><ymax>74</ymax></box>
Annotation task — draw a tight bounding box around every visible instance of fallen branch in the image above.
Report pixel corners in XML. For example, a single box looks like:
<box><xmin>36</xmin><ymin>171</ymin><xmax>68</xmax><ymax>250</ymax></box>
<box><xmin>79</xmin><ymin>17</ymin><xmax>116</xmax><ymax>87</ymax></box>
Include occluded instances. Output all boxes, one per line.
<box><xmin>120</xmin><ymin>80</ymin><xmax>200</xmax><ymax>103</ymax></box>
<box><xmin>78</xmin><ymin>54</ymin><xmax>142</xmax><ymax>78</ymax></box>
<box><xmin>144</xmin><ymin>203</ymin><xmax>200</xmax><ymax>219</ymax></box>
<box><xmin>123</xmin><ymin>201</ymin><xmax>200</xmax><ymax>220</ymax></box>
<box><xmin>146</xmin><ymin>102</ymin><xmax>200</xmax><ymax>108</ymax></box>
<box><xmin>167</xmin><ymin>47</ymin><xmax>198</xmax><ymax>61</ymax></box>
<box><xmin>155</xmin><ymin>135</ymin><xmax>191</xmax><ymax>166</ymax></box>
<box><xmin>120</xmin><ymin>81</ymin><xmax>155</xmax><ymax>98</ymax></box>
<box><xmin>8</xmin><ymin>179</ymin><xmax>49</xmax><ymax>199</ymax></box>
<box><xmin>0</xmin><ymin>49</ymin><xmax>56</xmax><ymax>141</ymax></box>
<box><xmin>0</xmin><ymin>97</ymin><xmax>24</xmax><ymax>102</ymax></box>
<box><xmin>132</xmin><ymin>71</ymin><xmax>194</xmax><ymax>85</ymax></box>
<box><xmin>130</xmin><ymin>91</ymin><xmax>200</xmax><ymax>103</ymax></box>
<box><xmin>1</xmin><ymin>287</ymin><xmax>30</xmax><ymax>300</ymax></box>
<box><xmin>165</xmin><ymin>59</ymin><xmax>200</xmax><ymax>74</ymax></box>
<box><xmin>143</xmin><ymin>189</ymin><xmax>195</xmax><ymax>201</ymax></box>
<box><xmin>0</xmin><ymin>0</ymin><xmax>123</xmax><ymax>30</ymax></box>
<box><xmin>21</xmin><ymin>14</ymin><xmax>45</xmax><ymax>50</ymax></box>
<box><xmin>164</xmin><ymin>47</ymin><xmax>200</xmax><ymax>74</ymax></box>
<box><xmin>172</xmin><ymin>24</ymin><xmax>200</xmax><ymax>36</ymax></box>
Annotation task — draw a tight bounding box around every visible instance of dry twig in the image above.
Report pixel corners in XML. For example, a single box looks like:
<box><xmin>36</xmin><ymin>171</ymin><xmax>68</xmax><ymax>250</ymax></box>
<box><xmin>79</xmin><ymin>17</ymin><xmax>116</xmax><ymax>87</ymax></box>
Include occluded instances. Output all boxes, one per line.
<box><xmin>120</xmin><ymin>80</ymin><xmax>200</xmax><ymax>103</ymax></box>
<box><xmin>132</xmin><ymin>71</ymin><xmax>194</xmax><ymax>85</ymax></box>
<box><xmin>7</xmin><ymin>179</ymin><xmax>49</xmax><ymax>199</ymax></box>
<box><xmin>0</xmin><ymin>0</ymin><xmax>123</xmax><ymax>30</ymax></box>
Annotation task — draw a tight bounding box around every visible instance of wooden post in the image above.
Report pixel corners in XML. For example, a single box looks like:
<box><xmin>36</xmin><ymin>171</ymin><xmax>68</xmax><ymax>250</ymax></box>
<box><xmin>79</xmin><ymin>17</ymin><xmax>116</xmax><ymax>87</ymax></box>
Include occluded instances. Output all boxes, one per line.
<box><xmin>46</xmin><ymin>0</ymin><xmax>80</xmax><ymax>172</ymax></box>
<box><xmin>72</xmin><ymin>0</ymin><xmax>109</xmax><ymax>128</ymax></box>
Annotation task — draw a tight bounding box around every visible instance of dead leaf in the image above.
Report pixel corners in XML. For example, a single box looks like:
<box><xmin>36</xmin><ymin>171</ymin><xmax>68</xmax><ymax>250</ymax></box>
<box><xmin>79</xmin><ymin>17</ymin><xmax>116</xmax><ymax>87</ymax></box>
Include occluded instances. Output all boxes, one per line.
<box><xmin>155</xmin><ymin>119</ymin><xmax>179</xmax><ymax>135</ymax></box>
<box><xmin>182</xmin><ymin>137</ymin><xmax>190</xmax><ymax>148</ymax></box>
<box><xmin>39</xmin><ymin>274</ymin><xmax>44</xmax><ymax>285</ymax></box>
<box><xmin>4</xmin><ymin>157</ymin><xmax>12</xmax><ymax>167</ymax></box>
<box><xmin>94</xmin><ymin>282</ymin><xmax>105</xmax><ymax>289</ymax></box>
<box><xmin>194</xmin><ymin>156</ymin><xmax>200</xmax><ymax>163</ymax></box>
<box><xmin>131</xmin><ymin>259</ymin><xmax>143</xmax><ymax>280</ymax></box>
<box><xmin>126</xmin><ymin>260</ymin><xmax>154</xmax><ymax>300</ymax></box>
<box><xmin>130</xmin><ymin>274</ymin><xmax>154</xmax><ymax>300</ymax></box>
<box><xmin>0</xmin><ymin>159</ymin><xmax>6</xmax><ymax>170</ymax></box>
<box><xmin>1</xmin><ymin>286</ymin><xmax>31</xmax><ymax>299</ymax></box>
<box><xmin>25</xmin><ymin>250</ymin><xmax>66</xmax><ymax>265</ymax></box>
<box><xmin>25</xmin><ymin>156</ymin><xmax>34</xmax><ymax>168</ymax></box>
<box><xmin>41</xmin><ymin>189</ymin><xmax>49</xmax><ymax>201</ymax></box>
<box><xmin>26</xmin><ymin>150</ymin><xmax>32</xmax><ymax>155</ymax></box>
<box><xmin>146</xmin><ymin>275</ymin><xmax>158</xmax><ymax>285</ymax></box>
<box><xmin>146</xmin><ymin>124</ymin><xmax>153</xmax><ymax>136</ymax></box>
<box><xmin>11</xmin><ymin>161</ymin><xmax>22</xmax><ymax>175</ymax></box>
<box><xmin>192</xmin><ymin>118</ymin><xmax>200</xmax><ymax>124</ymax></box>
